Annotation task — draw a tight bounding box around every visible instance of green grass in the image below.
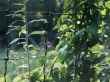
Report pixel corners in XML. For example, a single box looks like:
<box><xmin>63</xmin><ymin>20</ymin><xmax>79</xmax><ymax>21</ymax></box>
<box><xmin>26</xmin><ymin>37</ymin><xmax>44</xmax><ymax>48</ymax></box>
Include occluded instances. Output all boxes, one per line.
<box><xmin>0</xmin><ymin>47</ymin><xmax>38</xmax><ymax>82</ymax></box>
<box><xmin>0</xmin><ymin>47</ymin><xmax>56</xmax><ymax>82</ymax></box>
<box><xmin>0</xmin><ymin>48</ymin><xmax>6</xmax><ymax>77</ymax></box>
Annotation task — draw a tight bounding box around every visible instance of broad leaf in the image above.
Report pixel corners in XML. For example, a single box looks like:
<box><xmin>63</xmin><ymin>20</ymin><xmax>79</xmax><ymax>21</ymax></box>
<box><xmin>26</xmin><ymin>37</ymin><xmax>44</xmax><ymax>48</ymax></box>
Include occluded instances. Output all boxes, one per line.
<box><xmin>85</xmin><ymin>24</ymin><xmax>98</xmax><ymax>35</ymax></box>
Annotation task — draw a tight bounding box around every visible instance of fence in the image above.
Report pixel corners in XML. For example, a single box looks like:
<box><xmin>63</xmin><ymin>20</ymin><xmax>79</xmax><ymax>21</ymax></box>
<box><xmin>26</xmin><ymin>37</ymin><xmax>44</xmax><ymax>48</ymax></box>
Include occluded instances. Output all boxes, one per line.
<box><xmin>0</xmin><ymin>0</ymin><xmax>72</xmax><ymax>82</ymax></box>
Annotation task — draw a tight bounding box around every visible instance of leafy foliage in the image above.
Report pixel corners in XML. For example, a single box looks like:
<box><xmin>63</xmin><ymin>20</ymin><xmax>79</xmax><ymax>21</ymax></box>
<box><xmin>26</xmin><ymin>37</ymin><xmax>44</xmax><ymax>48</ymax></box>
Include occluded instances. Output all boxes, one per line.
<box><xmin>0</xmin><ymin>0</ymin><xmax>110</xmax><ymax>82</ymax></box>
<box><xmin>54</xmin><ymin>0</ymin><xmax>110</xmax><ymax>82</ymax></box>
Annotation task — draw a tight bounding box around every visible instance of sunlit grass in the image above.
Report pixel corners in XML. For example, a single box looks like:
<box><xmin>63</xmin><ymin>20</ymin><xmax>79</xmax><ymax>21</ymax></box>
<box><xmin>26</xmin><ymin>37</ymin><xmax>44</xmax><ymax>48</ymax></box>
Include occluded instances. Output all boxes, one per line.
<box><xmin>0</xmin><ymin>47</ymin><xmax>38</xmax><ymax>82</ymax></box>
<box><xmin>0</xmin><ymin>46</ymin><xmax>55</xmax><ymax>82</ymax></box>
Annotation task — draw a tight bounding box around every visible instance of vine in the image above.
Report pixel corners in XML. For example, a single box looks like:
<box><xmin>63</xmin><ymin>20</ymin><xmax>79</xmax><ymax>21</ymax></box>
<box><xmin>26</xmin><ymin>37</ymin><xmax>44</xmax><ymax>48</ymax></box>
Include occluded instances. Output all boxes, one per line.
<box><xmin>54</xmin><ymin>0</ymin><xmax>110</xmax><ymax>82</ymax></box>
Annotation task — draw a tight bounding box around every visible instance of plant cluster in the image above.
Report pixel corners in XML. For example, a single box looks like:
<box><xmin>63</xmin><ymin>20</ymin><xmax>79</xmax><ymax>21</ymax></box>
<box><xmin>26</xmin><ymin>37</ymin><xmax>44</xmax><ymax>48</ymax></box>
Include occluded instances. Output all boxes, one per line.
<box><xmin>0</xmin><ymin>0</ymin><xmax>110</xmax><ymax>82</ymax></box>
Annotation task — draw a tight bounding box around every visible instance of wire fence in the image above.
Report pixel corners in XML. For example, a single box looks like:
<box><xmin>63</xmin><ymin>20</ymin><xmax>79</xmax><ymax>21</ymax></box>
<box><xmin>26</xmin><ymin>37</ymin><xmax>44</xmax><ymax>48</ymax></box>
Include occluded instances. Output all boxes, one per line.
<box><xmin>0</xmin><ymin>0</ymin><xmax>71</xmax><ymax>82</ymax></box>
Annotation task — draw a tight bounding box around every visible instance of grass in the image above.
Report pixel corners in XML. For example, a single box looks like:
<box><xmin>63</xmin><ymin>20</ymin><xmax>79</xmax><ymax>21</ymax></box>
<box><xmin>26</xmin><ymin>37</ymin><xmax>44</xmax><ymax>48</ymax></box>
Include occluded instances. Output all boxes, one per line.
<box><xmin>0</xmin><ymin>48</ymin><xmax>6</xmax><ymax>77</ymax></box>
<box><xmin>0</xmin><ymin>46</ymin><xmax>56</xmax><ymax>82</ymax></box>
<box><xmin>0</xmin><ymin>47</ymin><xmax>39</xmax><ymax>82</ymax></box>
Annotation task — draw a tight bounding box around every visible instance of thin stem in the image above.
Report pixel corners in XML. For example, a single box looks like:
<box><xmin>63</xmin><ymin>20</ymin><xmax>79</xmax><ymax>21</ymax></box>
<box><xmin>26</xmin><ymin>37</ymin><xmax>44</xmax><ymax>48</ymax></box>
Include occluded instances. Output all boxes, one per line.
<box><xmin>4</xmin><ymin>61</ymin><xmax>7</xmax><ymax>82</ymax></box>
<box><xmin>4</xmin><ymin>47</ymin><xmax>9</xmax><ymax>82</ymax></box>
<box><xmin>43</xmin><ymin>34</ymin><xmax>48</xmax><ymax>82</ymax></box>
<box><xmin>50</xmin><ymin>52</ymin><xmax>61</xmax><ymax>72</ymax></box>
<box><xmin>43</xmin><ymin>0</ymin><xmax>50</xmax><ymax>81</ymax></box>
<box><xmin>4</xmin><ymin>1</ymin><xmax>10</xmax><ymax>81</ymax></box>
<box><xmin>24</xmin><ymin>0</ymin><xmax>31</xmax><ymax>78</ymax></box>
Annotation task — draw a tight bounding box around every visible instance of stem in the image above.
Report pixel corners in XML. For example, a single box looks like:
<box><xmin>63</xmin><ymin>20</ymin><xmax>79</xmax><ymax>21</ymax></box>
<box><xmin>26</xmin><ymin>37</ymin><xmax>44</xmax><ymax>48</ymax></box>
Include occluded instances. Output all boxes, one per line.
<box><xmin>4</xmin><ymin>60</ymin><xmax>7</xmax><ymax>82</ymax></box>
<box><xmin>43</xmin><ymin>34</ymin><xmax>48</xmax><ymax>82</ymax></box>
<box><xmin>24</xmin><ymin>0</ymin><xmax>31</xmax><ymax>78</ymax></box>
<box><xmin>43</xmin><ymin>0</ymin><xmax>50</xmax><ymax>81</ymax></box>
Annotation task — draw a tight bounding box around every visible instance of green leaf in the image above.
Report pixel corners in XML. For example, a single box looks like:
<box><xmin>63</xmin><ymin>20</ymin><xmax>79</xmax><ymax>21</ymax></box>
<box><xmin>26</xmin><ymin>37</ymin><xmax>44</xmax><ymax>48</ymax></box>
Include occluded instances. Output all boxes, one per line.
<box><xmin>8</xmin><ymin>20</ymin><xmax>25</xmax><ymax>27</ymax></box>
<box><xmin>12</xmin><ymin>9</ymin><xmax>25</xmax><ymax>18</ymax></box>
<box><xmin>9</xmin><ymin>38</ymin><xmax>19</xmax><ymax>46</ymax></box>
<box><xmin>39</xmin><ymin>56</ymin><xmax>46</xmax><ymax>66</ymax></box>
<box><xmin>64</xmin><ymin>0</ymin><xmax>73</xmax><ymax>9</ymax></box>
<box><xmin>85</xmin><ymin>24</ymin><xmax>97</xmax><ymax>35</ymax></box>
<box><xmin>76</xmin><ymin>28</ymin><xmax>85</xmax><ymax>37</ymax></box>
<box><xmin>56</xmin><ymin>15</ymin><xmax>68</xmax><ymax>28</ymax></box>
<box><xmin>7</xmin><ymin>27</ymin><xmax>21</xmax><ymax>34</ymax></box>
<box><xmin>105</xmin><ymin>1</ymin><xmax>110</xmax><ymax>9</ymax></box>
<box><xmin>9</xmin><ymin>38</ymin><xmax>25</xmax><ymax>46</ymax></box>
<box><xmin>29</xmin><ymin>31</ymin><xmax>46</xmax><ymax>35</ymax></box>
<box><xmin>27</xmin><ymin>19</ymin><xmax>47</xmax><ymax>26</ymax></box>
<box><xmin>59</xmin><ymin>45</ymin><xmax>68</xmax><ymax>52</ymax></box>
<box><xmin>77</xmin><ymin>0</ymin><xmax>86</xmax><ymax>8</ymax></box>
<box><xmin>60</xmin><ymin>24</ymin><xmax>68</xmax><ymax>32</ymax></box>
<box><xmin>13</xmin><ymin>3</ymin><xmax>25</xmax><ymax>6</ymax></box>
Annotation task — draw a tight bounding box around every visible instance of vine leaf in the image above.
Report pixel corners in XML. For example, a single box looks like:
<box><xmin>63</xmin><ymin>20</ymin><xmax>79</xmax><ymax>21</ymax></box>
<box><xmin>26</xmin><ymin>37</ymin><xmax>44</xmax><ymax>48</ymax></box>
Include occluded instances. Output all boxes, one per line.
<box><xmin>85</xmin><ymin>25</ymin><xmax>97</xmax><ymax>35</ymax></box>
<box><xmin>105</xmin><ymin>1</ymin><xmax>110</xmax><ymax>9</ymax></box>
<box><xmin>59</xmin><ymin>45</ymin><xmax>68</xmax><ymax>52</ymax></box>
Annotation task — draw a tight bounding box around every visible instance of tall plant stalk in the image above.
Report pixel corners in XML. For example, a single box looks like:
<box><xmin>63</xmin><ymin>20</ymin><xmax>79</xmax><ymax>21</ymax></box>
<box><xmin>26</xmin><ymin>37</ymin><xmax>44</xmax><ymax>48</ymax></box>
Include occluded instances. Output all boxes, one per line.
<box><xmin>24</xmin><ymin>0</ymin><xmax>31</xmax><ymax>79</ymax></box>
